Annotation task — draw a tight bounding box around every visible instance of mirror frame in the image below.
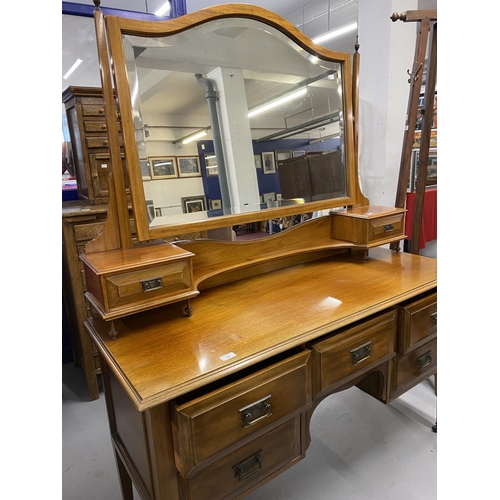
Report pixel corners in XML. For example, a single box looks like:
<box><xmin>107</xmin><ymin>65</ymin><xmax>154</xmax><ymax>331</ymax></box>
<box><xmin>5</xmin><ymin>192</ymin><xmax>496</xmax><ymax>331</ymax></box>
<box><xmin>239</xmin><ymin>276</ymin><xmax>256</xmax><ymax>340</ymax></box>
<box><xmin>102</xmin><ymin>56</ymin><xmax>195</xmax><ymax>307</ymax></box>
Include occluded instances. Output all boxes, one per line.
<box><xmin>97</xmin><ymin>3</ymin><xmax>365</xmax><ymax>242</ymax></box>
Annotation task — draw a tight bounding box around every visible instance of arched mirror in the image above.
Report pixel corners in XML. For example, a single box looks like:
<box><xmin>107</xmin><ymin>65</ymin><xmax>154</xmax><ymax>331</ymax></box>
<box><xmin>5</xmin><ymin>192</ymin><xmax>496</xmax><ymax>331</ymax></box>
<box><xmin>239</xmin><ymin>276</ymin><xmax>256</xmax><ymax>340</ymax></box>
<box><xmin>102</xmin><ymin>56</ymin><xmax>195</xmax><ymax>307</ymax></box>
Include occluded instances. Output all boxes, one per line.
<box><xmin>98</xmin><ymin>4</ymin><xmax>364</xmax><ymax>241</ymax></box>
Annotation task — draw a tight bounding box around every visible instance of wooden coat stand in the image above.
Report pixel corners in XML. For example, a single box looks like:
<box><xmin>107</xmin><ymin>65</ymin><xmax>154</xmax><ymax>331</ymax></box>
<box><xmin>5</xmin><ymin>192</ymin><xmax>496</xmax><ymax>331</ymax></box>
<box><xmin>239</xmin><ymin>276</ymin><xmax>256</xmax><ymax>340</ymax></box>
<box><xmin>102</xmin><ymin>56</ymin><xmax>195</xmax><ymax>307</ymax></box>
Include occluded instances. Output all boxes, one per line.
<box><xmin>390</xmin><ymin>9</ymin><xmax>437</xmax><ymax>254</ymax></box>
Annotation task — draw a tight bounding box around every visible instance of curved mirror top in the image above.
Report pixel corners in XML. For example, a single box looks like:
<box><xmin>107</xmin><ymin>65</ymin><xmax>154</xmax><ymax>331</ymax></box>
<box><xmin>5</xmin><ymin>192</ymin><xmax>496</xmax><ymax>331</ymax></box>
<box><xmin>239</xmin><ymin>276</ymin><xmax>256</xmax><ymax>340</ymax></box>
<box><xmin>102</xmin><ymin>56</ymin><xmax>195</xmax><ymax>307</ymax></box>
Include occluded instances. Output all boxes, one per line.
<box><xmin>112</xmin><ymin>14</ymin><xmax>355</xmax><ymax>238</ymax></box>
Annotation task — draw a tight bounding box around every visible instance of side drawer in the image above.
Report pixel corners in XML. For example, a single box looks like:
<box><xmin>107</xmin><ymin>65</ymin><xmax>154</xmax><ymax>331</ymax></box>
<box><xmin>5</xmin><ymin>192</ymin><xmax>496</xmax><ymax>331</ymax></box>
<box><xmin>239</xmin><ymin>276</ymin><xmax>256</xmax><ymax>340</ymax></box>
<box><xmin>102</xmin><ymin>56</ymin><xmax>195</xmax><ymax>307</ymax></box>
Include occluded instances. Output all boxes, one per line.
<box><xmin>177</xmin><ymin>415</ymin><xmax>303</xmax><ymax>500</ymax></box>
<box><xmin>390</xmin><ymin>337</ymin><xmax>437</xmax><ymax>399</ymax></box>
<box><xmin>397</xmin><ymin>292</ymin><xmax>437</xmax><ymax>354</ymax></box>
<box><xmin>104</xmin><ymin>260</ymin><xmax>193</xmax><ymax>311</ymax></box>
<box><xmin>311</xmin><ymin>310</ymin><xmax>396</xmax><ymax>396</ymax></box>
<box><xmin>171</xmin><ymin>350</ymin><xmax>311</xmax><ymax>478</ymax></box>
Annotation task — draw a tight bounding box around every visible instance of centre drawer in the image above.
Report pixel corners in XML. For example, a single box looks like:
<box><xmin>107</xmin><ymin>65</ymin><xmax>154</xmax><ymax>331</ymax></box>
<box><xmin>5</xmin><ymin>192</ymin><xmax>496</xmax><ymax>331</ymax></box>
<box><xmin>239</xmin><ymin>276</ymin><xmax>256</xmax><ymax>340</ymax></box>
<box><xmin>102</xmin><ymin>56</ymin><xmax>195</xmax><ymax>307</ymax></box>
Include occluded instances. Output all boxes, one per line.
<box><xmin>176</xmin><ymin>416</ymin><xmax>303</xmax><ymax>500</ymax></box>
<box><xmin>311</xmin><ymin>309</ymin><xmax>396</xmax><ymax>396</ymax></box>
<box><xmin>171</xmin><ymin>350</ymin><xmax>311</xmax><ymax>478</ymax></box>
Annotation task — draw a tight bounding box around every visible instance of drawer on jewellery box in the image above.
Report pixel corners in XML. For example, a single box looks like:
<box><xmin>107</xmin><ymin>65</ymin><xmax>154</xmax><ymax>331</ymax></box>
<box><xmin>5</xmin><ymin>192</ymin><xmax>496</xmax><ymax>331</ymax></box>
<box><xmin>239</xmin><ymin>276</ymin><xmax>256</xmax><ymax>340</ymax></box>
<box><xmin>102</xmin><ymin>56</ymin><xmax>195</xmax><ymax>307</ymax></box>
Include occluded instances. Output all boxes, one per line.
<box><xmin>331</xmin><ymin>205</ymin><xmax>405</xmax><ymax>246</ymax></box>
<box><xmin>171</xmin><ymin>349</ymin><xmax>311</xmax><ymax>478</ymax></box>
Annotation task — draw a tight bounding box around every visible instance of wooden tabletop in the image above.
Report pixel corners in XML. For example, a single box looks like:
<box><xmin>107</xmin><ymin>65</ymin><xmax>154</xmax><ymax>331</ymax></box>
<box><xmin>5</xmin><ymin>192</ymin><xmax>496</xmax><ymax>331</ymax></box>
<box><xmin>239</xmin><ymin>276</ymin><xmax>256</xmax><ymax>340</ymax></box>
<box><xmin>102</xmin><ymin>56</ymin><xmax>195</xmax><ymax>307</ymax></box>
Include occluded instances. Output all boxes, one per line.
<box><xmin>85</xmin><ymin>247</ymin><xmax>437</xmax><ymax>411</ymax></box>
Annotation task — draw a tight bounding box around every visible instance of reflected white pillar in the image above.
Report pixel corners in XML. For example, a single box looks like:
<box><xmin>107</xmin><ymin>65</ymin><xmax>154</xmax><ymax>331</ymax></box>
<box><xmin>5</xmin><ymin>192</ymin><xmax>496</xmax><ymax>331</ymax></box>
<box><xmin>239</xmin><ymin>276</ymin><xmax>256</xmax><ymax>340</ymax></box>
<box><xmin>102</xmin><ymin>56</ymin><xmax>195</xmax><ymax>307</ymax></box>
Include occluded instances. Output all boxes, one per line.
<box><xmin>208</xmin><ymin>67</ymin><xmax>261</xmax><ymax>213</ymax></box>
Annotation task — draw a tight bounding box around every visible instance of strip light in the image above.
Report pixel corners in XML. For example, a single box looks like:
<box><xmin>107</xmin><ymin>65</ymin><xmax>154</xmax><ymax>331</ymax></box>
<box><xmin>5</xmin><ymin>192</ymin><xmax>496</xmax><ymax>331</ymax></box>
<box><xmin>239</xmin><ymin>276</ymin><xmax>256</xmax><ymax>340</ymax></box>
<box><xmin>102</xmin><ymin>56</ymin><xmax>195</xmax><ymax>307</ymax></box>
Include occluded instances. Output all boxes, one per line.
<box><xmin>248</xmin><ymin>88</ymin><xmax>307</xmax><ymax>118</ymax></box>
<box><xmin>154</xmin><ymin>1</ymin><xmax>171</xmax><ymax>16</ymax></box>
<box><xmin>182</xmin><ymin>129</ymin><xmax>208</xmax><ymax>145</ymax></box>
<box><xmin>63</xmin><ymin>58</ymin><xmax>83</xmax><ymax>80</ymax></box>
<box><xmin>312</xmin><ymin>22</ymin><xmax>357</xmax><ymax>45</ymax></box>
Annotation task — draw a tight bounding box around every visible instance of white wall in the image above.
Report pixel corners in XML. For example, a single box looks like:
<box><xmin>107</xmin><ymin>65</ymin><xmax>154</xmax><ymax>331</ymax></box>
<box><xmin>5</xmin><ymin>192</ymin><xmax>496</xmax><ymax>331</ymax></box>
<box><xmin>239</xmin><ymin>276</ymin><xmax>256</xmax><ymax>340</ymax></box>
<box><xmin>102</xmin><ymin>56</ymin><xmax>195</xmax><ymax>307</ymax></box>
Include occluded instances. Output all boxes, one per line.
<box><xmin>357</xmin><ymin>0</ymin><xmax>419</xmax><ymax>207</ymax></box>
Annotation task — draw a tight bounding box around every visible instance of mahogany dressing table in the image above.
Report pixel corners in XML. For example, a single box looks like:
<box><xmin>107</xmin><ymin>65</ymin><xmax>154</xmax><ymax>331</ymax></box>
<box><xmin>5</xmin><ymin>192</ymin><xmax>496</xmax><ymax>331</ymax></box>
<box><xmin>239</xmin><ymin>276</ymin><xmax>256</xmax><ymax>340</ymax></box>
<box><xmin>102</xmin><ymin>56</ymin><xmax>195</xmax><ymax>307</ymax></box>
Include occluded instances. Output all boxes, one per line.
<box><xmin>80</xmin><ymin>4</ymin><xmax>437</xmax><ymax>499</ymax></box>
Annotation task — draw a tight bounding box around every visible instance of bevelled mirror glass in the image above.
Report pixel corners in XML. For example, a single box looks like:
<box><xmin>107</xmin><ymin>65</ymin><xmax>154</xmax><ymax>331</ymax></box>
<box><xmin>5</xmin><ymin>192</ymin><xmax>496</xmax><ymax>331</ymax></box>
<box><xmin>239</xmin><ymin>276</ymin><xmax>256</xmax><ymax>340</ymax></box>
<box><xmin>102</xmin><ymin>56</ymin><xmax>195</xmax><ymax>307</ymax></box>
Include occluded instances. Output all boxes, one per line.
<box><xmin>101</xmin><ymin>8</ymin><xmax>359</xmax><ymax>240</ymax></box>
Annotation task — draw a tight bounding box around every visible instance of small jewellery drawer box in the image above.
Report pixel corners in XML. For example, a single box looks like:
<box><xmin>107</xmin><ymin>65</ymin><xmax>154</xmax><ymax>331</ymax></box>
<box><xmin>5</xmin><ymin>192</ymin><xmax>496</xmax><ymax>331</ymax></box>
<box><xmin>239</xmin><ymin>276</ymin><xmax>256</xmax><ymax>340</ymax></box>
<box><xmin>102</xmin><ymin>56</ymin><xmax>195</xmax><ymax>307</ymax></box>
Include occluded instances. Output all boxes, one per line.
<box><xmin>80</xmin><ymin>242</ymin><xmax>198</xmax><ymax>324</ymax></box>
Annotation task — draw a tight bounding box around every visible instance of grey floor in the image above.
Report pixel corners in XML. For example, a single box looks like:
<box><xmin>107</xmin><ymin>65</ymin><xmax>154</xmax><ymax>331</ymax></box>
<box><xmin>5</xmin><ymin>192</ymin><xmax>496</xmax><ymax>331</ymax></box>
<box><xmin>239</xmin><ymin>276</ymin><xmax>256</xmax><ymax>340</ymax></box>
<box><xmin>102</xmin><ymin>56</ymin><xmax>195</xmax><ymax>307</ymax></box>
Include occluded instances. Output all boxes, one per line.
<box><xmin>62</xmin><ymin>240</ymin><xmax>438</xmax><ymax>500</ymax></box>
<box><xmin>62</xmin><ymin>363</ymin><xmax>437</xmax><ymax>500</ymax></box>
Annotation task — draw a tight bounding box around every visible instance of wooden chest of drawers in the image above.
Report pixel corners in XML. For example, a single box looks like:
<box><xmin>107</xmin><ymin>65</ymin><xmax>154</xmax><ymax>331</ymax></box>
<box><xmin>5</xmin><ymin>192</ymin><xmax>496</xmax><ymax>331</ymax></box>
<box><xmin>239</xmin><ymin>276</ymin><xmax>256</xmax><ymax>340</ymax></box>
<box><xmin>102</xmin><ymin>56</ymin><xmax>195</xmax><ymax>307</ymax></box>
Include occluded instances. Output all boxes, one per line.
<box><xmin>63</xmin><ymin>86</ymin><xmax>128</xmax><ymax>204</ymax></box>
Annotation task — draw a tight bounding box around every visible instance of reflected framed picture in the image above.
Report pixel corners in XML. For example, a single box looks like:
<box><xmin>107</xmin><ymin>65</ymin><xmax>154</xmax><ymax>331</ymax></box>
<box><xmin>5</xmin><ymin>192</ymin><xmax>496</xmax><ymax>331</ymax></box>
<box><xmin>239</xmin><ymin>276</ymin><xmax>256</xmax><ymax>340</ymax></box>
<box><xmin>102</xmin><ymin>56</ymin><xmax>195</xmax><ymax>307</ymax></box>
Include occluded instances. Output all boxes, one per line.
<box><xmin>293</xmin><ymin>150</ymin><xmax>306</xmax><ymax>158</ymax></box>
<box><xmin>263</xmin><ymin>192</ymin><xmax>276</xmax><ymax>204</ymax></box>
<box><xmin>210</xmin><ymin>199</ymin><xmax>222</xmax><ymax>210</ymax></box>
<box><xmin>262</xmin><ymin>151</ymin><xmax>276</xmax><ymax>174</ymax></box>
<box><xmin>140</xmin><ymin>158</ymin><xmax>151</xmax><ymax>180</ymax></box>
<box><xmin>177</xmin><ymin>156</ymin><xmax>201</xmax><ymax>177</ymax></box>
<box><xmin>181</xmin><ymin>195</ymin><xmax>207</xmax><ymax>213</ymax></box>
<box><xmin>254</xmin><ymin>154</ymin><xmax>262</xmax><ymax>169</ymax></box>
<box><xmin>149</xmin><ymin>156</ymin><xmax>178</xmax><ymax>179</ymax></box>
<box><xmin>276</xmin><ymin>149</ymin><xmax>292</xmax><ymax>161</ymax></box>
<box><xmin>204</xmin><ymin>153</ymin><xmax>218</xmax><ymax>177</ymax></box>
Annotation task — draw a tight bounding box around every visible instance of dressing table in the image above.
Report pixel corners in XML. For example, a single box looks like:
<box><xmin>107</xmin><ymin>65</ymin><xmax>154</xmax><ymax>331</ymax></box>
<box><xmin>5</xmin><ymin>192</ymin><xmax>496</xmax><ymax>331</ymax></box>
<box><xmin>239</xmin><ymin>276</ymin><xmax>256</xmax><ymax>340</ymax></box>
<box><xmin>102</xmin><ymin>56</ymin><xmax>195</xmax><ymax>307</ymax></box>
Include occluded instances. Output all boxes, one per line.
<box><xmin>81</xmin><ymin>3</ymin><xmax>437</xmax><ymax>499</ymax></box>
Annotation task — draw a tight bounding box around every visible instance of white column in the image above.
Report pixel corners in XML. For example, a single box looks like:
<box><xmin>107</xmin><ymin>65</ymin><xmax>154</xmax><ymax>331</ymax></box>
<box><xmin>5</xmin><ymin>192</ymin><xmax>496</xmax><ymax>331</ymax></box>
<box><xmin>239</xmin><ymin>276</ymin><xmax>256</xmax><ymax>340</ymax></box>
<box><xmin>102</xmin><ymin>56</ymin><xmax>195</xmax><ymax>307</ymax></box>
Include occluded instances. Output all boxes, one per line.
<box><xmin>357</xmin><ymin>0</ymin><xmax>418</xmax><ymax>206</ymax></box>
<box><xmin>207</xmin><ymin>67</ymin><xmax>261</xmax><ymax>213</ymax></box>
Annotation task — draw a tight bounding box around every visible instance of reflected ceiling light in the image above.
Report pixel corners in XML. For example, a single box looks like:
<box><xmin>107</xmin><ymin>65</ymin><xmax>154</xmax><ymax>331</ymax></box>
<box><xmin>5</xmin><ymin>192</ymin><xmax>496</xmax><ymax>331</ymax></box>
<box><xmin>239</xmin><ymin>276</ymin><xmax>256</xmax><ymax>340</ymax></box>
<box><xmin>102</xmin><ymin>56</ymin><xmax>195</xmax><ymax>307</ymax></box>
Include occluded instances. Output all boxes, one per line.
<box><xmin>63</xmin><ymin>58</ymin><xmax>83</xmax><ymax>80</ymax></box>
<box><xmin>154</xmin><ymin>1</ymin><xmax>171</xmax><ymax>16</ymax></box>
<box><xmin>248</xmin><ymin>88</ymin><xmax>307</xmax><ymax>118</ymax></box>
<box><xmin>182</xmin><ymin>129</ymin><xmax>208</xmax><ymax>145</ymax></box>
<box><xmin>312</xmin><ymin>22</ymin><xmax>358</xmax><ymax>45</ymax></box>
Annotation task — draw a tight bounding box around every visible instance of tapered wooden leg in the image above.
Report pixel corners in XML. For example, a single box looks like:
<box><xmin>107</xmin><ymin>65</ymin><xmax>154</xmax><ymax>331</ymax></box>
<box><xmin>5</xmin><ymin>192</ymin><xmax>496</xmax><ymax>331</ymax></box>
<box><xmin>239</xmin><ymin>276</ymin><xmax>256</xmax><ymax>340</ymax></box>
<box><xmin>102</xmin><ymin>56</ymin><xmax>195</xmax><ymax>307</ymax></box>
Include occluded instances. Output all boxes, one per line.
<box><xmin>432</xmin><ymin>373</ymin><xmax>437</xmax><ymax>432</ymax></box>
<box><xmin>115</xmin><ymin>452</ymin><xmax>134</xmax><ymax>500</ymax></box>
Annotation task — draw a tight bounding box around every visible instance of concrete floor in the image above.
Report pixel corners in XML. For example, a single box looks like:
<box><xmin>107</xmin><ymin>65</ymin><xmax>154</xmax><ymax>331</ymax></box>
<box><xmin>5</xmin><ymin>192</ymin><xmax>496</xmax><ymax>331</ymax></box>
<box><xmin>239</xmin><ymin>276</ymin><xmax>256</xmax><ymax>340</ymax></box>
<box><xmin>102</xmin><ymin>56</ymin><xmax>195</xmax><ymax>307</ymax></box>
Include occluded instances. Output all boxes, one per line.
<box><xmin>62</xmin><ymin>362</ymin><xmax>437</xmax><ymax>500</ymax></box>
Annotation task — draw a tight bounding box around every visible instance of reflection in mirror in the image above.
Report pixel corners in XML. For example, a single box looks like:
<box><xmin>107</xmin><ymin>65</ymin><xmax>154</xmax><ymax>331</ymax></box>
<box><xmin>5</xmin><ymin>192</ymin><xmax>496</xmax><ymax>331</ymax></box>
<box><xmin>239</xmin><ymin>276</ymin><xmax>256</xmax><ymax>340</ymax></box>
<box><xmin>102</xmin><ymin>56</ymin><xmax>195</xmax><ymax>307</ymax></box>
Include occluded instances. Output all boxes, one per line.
<box><xmin>120</xmin><ymin>16</ymin><xmax>348</xmax><ymax>231</ymax></box>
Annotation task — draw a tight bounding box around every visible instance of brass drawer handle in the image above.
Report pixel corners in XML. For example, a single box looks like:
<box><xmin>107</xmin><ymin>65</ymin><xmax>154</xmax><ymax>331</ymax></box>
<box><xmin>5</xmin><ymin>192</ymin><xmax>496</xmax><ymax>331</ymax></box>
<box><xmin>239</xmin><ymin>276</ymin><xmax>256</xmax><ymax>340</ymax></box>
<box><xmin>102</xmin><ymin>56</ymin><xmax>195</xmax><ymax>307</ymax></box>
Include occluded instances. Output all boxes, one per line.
<box><xmin>383</xmin><ymin>224</ymin><xmax>394</xmax><ymax>232</ymax></box>
<box><xmin>350</xmin><ymin>341</ymin><xmax>372</xmax><ymax>365</ymax></box>
<box><xmin>233</xmin><ymin>450</ymin><xmax>262</xmax><ymax>482</ymax></box>
<box><xmin>430</xmin><ymin>312</ymin><xmax>437</xmax><ymax>327</ymax></box>
<box><xmin>416</xmin><ymin>351</ymin><xmax>432</xmax><ymax>369</ymax></box>
<box><xmin>141</xmin><ymin>277</ymin><xmax>163</xmax><ymax>292</ymax></box>
<box><xmin>239</xmin><ymin>396</ymin><xmax>271</xmax><ymax>427</ymax></box>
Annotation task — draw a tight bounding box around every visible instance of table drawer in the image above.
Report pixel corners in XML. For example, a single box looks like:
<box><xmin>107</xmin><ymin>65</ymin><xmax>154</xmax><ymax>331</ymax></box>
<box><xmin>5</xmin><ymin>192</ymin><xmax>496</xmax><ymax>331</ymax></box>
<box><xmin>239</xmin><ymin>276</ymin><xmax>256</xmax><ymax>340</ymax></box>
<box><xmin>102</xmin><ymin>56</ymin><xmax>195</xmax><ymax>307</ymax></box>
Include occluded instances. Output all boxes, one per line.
<box><xmin>311</xmin><ymin>310</ymin><xmax>396</xmax><ymax>396</ymax></box>
<box><xmin>367</xmin><ymin>214</ymin><xmax>405</xmax><ymax>243</ymax></box>
<box><xmin>398</xmin><ymin>292</ymin><xmax>437</xmax><ymax>353</ymax></box>
<box><xmin>391</xmin><ymin>337</ymin><xmax>437</xmax><ymax>398</ymax></box>
<box><xmin>104</xmin><ymin>261</ymin><xmax>193</xmax><ymax>311</ymax></box>
<box><xmin>177</xmin><ymin>416</ymin><xmax>303</xmax><ymax>500</ymax></box>
<box><xmin>171</xmin><ymin>350</ymin><xmax>311</xmax><ymax>477</ymax></box>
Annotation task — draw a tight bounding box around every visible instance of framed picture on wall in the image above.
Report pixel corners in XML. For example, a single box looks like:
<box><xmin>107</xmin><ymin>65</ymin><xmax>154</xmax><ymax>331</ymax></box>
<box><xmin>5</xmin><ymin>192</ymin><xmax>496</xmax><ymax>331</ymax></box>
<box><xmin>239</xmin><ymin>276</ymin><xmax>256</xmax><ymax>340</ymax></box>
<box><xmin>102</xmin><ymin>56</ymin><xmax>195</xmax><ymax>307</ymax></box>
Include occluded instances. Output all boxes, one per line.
<box><xmin>254</xmin><ymin>154</ymin><xmax>262</xmax><ymax>169</ymax></box>
<box><xmin>181</xmin><ymin>195</ymin><xmax>207</xmax><ymax>213</ymax></box>
<box><xmin>293</xmin><ymin>150</ymin><xmax>306</xmax><ymax>157</ymax></box>
<box><xmin>276</xmin><ymin>149</ymin><xmax>292</xmax><ymax>161</ymax></box>
<box><xmin>262</xmin><ymin>192</ymin><xmax>276</xmax><ymax>204</ymax></box>
<box><xmin>262</xmin><ymin>151</ymin><xmax>276</xmax><ymax>174</ymax></box>
<box><xmin>210</xmin><ymin>199</ymin><xmax>222</xmax><ymax>210</ymax></box>
<box><xmin>204</xmin><ymin>153</ymin><xmax>218</xmax><ymax>177</ymax></box>
<box><xmin>149</xmin><ymin>156</ymin><xmax>178</xmax><ymax>179</ymax></box>
<box><xmin>177</xmin><ymin>156</ymin><xmax>201</xmax><ymax>177</ymax></box>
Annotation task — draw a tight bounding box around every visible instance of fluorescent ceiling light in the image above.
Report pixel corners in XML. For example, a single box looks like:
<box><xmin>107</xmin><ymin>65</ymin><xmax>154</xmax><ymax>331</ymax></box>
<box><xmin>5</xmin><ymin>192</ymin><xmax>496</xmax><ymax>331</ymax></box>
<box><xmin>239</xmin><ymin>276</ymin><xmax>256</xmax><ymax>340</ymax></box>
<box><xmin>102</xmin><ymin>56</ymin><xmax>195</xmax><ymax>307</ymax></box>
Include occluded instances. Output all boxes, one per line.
<box><xmin>313</xmin><ymin>22</ymin><xmax>357</xmax><ymax>44</ymax></box>
<box><xmin>63</xmin><ymin>58</ymin><xmax>83</xmax><ymax>80</ymax></box>
<box><xmin>182</xmin><ymin>129</ymin><xmax>207</xmax><ymax>144</ymax></box>
<box><xmin>154</xmin><ymin>1</ymin><xmax>171</xmax><ymax>16</ymax></box>
<box><xmin>248</xmin><ymin>88</ymin><xmax>307</xmax><ymax>118</ymax></box>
